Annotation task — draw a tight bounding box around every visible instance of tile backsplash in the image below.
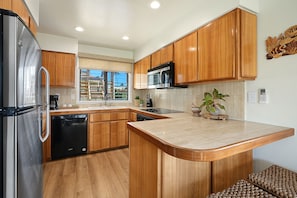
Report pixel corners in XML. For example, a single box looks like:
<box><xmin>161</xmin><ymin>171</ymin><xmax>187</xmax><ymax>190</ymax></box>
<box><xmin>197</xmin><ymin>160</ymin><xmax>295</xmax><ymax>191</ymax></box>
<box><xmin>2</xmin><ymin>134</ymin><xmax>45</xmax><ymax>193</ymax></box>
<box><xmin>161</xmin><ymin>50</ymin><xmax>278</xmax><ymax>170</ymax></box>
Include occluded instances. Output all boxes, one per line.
<box><xmin>135</xmin><ymin>81</ymin><xmax>245</xmax><ymax>120</ymax></box>
<box><xmin>46</xmin><ymin>81</ymin><xmax>245</xmax><ymax>120</ymax></box>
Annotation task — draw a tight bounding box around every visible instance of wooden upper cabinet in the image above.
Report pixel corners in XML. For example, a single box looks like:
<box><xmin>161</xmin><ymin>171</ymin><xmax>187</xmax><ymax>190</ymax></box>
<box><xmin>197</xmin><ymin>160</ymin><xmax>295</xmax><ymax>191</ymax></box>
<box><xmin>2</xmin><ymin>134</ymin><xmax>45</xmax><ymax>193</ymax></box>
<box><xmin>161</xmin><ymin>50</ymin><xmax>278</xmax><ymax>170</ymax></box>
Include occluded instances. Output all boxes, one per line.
<box><xmin>133</xmin><ymin>61</ymin><xmax>141</xmax><ymax>89</ymax></box>
<box><xmin>174</xmin><ymin>31</ymin><xmax>198</xmax><ymax>84</ymax></box>
<box><xmin>151</xmin><ymin>50</ymin><xmax>161</xmax><ymax>68</ymax></box>
<box><xmin>0</xmin><ymin>0</ymin><xmax>11</xmax><ymax>10</ymax></box>
<box><xmin>198</xmin><ymin>8</ymin><xmax>257</xmax><ymax>81</ymax></box>
<box><xmin>151</xmin><ymin>44</ymin><xmax>174</xmax><ymax>68</ymax></box>
<box><xmin>55</xmin><ymin>52</ymin><xmax>75</xmax><ymax>87</ymax></box>
<box><xmin>133</xmin><ymin>55</ymin><xmax>151</xmax><ymax>89</ymax></box>
<box><xmin>42</xmin><ymin>51</ymin><xmax>56</xmax><ymax>86</ymax></box>
<box><xmin>42</xmin><ymin>50</ymin><xmax>76</xmax><ymax>87</ymax></box>
<box><xmin>238</xmin><ymin>9</ymin><xmax>257</xmax><ymax>79</ymax></box>
<box><xmin>160</xmin><ymin>44</ymin><xmax>173</xmax><ymax>64</ymax></box>
<box><xmin>12</xmin><ymin>0</ymin><xmax>30</xmax><ymax>27</ymax></box>
<box><xmin>198</xmin><ymin>10</ymin><xmax>236</xmax><ymax>81</ymax></box>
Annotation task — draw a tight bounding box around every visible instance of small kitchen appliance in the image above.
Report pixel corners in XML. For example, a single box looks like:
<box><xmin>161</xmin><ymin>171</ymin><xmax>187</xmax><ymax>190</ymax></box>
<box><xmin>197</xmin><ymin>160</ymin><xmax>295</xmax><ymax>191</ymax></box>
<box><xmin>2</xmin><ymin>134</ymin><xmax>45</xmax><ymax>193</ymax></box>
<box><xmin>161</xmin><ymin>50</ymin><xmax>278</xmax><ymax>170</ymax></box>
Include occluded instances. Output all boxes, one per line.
<box><xmin>50</xmin><ymin>94</ymin><xmax>59</xmax><ymax>110</ymax></box>
<box><xmin>147</xmin><ymin>62</ymin><xmax>175</xmax><ymax>89</ymax></box>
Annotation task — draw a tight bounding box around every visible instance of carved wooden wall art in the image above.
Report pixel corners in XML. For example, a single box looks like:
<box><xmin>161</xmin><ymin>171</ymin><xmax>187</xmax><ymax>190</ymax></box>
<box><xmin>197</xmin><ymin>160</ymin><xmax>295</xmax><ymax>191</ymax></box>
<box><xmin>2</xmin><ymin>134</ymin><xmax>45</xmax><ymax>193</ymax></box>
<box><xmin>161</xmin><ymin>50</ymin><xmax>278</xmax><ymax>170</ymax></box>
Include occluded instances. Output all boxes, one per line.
<box><xmin>266</xmin><ymin>25</ymin><xmax>297</xmax><ymax>59</ymax></box>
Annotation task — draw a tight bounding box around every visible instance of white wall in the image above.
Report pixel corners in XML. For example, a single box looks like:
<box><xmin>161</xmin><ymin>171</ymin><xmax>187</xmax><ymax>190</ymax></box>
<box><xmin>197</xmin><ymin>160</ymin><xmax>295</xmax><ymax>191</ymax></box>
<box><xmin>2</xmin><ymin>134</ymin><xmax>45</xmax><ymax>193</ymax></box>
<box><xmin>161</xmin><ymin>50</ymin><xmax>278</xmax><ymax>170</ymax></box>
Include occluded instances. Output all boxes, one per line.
<box><xmin>36</xmin><ymin>33</ymin><xmax>78</xmax><ymax>54</ymax></box>
<box><xmin>246</xmin><ymin>0</ymin><xmax>297</xmax><ymax>172</ymax></box>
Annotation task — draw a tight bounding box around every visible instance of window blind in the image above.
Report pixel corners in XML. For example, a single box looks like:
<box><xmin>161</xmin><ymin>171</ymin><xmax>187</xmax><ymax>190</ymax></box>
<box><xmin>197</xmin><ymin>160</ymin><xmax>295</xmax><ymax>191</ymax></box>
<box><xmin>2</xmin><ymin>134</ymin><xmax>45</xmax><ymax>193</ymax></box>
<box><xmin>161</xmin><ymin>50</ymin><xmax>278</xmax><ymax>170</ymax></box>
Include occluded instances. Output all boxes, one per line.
<box><xmin>79</xmin><ymin>57</ymin><xmax>132</xmax><ymax>73</ymax></box>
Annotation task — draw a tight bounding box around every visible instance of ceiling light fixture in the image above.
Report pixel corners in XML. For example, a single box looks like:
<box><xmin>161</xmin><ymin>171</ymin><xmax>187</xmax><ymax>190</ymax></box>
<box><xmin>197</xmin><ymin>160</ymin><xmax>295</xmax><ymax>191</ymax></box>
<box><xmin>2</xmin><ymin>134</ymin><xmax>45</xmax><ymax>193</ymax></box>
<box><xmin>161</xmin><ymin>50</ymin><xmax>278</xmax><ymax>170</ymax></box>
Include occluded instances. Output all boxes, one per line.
<box><xmin>150</xmin><ymin>0</ymin><xmax>160</xmax><ymax>9</ymax></box>
<box><xmin>122</xmin><ymin>36</ymin><xmax>130</xmax><ymax>40</ymax></box>
<box><xmin>75</xmin><ymin>26</ymin><xmax>84</xmax><ymax>32</ymax></box>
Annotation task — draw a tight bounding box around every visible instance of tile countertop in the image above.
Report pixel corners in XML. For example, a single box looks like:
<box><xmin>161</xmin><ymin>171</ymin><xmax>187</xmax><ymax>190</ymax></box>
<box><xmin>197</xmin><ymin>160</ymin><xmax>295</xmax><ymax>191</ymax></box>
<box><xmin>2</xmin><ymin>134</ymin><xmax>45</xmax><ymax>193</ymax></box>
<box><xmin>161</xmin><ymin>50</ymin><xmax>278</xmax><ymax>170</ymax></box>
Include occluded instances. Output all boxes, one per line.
<box><xmin>127</xmin><ymin>116</ymin><xmax>295</xmax><ymax>162</ymax></box>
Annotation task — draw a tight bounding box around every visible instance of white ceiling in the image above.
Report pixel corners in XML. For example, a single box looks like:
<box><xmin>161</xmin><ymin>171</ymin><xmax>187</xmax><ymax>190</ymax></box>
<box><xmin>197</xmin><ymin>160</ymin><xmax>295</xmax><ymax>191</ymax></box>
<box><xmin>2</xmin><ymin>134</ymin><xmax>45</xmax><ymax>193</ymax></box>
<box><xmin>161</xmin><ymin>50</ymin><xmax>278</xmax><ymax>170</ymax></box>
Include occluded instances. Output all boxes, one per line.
<box><xmin>38</xmin><ymin>0</ymin><xmax>203</xmax><ymax>51</ymax></box>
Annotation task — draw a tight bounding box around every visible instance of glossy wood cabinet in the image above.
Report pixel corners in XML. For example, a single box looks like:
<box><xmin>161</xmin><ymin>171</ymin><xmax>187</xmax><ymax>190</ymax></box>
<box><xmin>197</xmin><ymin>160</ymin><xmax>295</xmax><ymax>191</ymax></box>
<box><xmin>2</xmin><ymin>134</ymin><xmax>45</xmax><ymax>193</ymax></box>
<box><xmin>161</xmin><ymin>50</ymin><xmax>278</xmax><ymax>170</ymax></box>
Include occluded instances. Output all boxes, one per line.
<box><xmin>88</xmin><ymin>111</ymin><xmax>129</xmax><ymax>152</ymax></box>
<box><xmin>151</xmin><ymin>44</ymin><xmax>174</xmax><ymax>68</ymax></box>
<box><xmin>174</xmin><ymin>31</ymin><xmax>198</xmax><ymax>84</ymax></box>
<box><xmin>42</xmin><ymin>50</ymin><xmax>76</xmax><ymax>87</ymax></box>
<box><xmin>1</xmin><ymin>0</ymin><xmax>37</xmax><ymax>35</ymax></box>
<box><xmin>12</xmin><ymin>0</ymin><xmax>29</xmax><ymax>26</ymax></box>
<box><xmin>133</xmin><ymin>55</ymin><xmax>151</xmax><ymax>89</ymax></box>
<box><xmin>198</xmin><ymin>8</ymin><xmax>257</xmax><ymax>81</ymax></box>
<box><xmin>238</xmin><ymin>9</ymin><xmax>257</xmax><ymax>79</ymax></box>
<box><xmin>0</xmin><ymin>0</ymin><xmax>11</xmax><ymax>10</ymax></box>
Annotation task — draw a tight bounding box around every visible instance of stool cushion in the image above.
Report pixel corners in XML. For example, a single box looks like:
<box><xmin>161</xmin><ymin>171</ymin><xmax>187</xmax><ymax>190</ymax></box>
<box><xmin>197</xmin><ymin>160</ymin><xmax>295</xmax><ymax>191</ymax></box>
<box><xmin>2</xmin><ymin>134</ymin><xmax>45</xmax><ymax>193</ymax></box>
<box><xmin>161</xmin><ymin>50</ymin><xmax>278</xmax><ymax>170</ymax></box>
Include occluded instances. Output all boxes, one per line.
<box><xmin>248</xmin><ymin>165</ymin><xmax>297</xmax><ymax>198</ymax></box>
<box><xmin>208</xmin><ymin>179</ymin><xmax>276</xmax><ymax>198</ymax></box>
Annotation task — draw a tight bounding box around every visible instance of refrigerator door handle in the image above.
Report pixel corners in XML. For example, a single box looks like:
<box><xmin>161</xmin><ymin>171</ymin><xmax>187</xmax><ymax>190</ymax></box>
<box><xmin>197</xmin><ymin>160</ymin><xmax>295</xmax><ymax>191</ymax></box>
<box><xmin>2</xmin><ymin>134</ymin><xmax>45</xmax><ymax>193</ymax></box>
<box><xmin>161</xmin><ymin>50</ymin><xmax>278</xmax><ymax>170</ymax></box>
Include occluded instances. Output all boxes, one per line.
<box><xmin>39</xmin><ymin>66</ymin><xmax>50</xmax><ymax>142</ymax></box>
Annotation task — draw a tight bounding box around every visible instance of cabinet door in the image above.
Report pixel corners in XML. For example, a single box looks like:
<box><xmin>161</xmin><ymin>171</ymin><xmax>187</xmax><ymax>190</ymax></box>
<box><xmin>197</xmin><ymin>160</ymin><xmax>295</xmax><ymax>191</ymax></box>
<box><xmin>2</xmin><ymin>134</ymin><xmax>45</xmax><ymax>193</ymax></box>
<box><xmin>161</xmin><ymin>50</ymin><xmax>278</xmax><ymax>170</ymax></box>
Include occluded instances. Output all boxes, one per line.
<box><xmin>133</xmin><ymin>61</ymin><xmax>141</xmax><ymax>89</ymax></box>
<box><xmin>160</xmin><ymin>44</ymin><xmax>173</xmax><ymax>64</ymax></box>
<box><xmin>55</xmin><ymin>52</ymin><xmax>75</xmax><ymax>87</ymax></box>
<box><xmin>198</xmin><ymin>10</ymin><xmax>236</xmax><ymax>81</ymax></box>
<box><xmin>110</xmin><ymin>120</ymin><xmax>128</xmax><ymax>147</ymax></box>
<box><xmin>12</xmin><ymin>0</ymin><xmax>29</xmax><ymax>26</ymax></box>
<box><xmin>174</xmin><ymin>31</ymin><xmax>198</xmax><ymax>84</ymax></box>
<box><xmin>239</xmin><ymin>9</ymin><xmax>257</xmax><ymax>79</ymax></box>
<box><xmin>0</xmin><ymin>0</ymin><xmax>11</xmax><ymax>10</ymax></box>
<box><xmin>42</xmin><ymin>51</ymin><xmax>56</xmax><ymax>86</ymax></box>
<box><xmin>151</xmin><ymin>50</ymin><xmax>161</xmax><ymax>68</ymax></box>
<box><xmin>140</xmin><ymin>56</ymin><xmax>151</xmax><ymax>89</ymax></box>
<box><xmin>89</xmin><ymin>122</ymin><xmax>110</xmax><ymax>151</ymax></box>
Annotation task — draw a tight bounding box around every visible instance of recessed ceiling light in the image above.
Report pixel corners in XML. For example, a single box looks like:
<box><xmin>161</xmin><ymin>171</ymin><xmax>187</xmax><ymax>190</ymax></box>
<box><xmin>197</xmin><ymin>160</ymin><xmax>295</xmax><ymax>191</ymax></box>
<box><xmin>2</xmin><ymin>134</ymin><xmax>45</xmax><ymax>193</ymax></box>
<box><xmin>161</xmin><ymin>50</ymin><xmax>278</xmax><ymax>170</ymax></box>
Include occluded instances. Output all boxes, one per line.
<box><xmin>150</xmin><ymin>1</ymin><xmax>160</xmax><ymax>9</ymax></box>
<box><xmin>122</xmin><ymin>36</ymin><xmax>129</xmax><ymax>40</ymax></box>
<box><xmin>75</xmin><ymin>26</ymin><xmax>84</xmax><ymax>32</ymax></box>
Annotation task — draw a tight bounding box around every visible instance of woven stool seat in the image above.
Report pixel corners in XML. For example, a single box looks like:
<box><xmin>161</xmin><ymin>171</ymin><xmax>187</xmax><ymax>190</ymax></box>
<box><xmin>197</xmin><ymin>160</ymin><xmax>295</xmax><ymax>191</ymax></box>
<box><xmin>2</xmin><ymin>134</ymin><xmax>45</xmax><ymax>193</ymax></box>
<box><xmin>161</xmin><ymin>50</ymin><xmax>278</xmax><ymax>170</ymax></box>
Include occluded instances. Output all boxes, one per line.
<box><xmin>208</xmin><ymin>179</ymin><xmax>276</xmax><ymax>198</ymax></box>
<box><xmin>248</xmin><ymin>165</ymin><xmax>297</xmax><ymax>198</ymax></box>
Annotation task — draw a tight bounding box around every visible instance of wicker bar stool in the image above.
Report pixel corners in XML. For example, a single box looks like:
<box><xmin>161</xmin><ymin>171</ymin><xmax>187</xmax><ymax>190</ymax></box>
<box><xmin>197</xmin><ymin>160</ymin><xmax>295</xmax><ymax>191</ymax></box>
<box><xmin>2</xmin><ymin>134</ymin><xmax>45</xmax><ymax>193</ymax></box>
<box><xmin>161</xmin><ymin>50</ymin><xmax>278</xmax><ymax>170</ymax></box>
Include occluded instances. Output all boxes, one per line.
<box><xmin>208</xmin><ymin>179</ymin><xmax>276</xmax><ymax>198</ymax></box>
<box><xmin>248</xmin><ymin>165</ymin><xmax>297</xmax><ymax>198</ymax></box>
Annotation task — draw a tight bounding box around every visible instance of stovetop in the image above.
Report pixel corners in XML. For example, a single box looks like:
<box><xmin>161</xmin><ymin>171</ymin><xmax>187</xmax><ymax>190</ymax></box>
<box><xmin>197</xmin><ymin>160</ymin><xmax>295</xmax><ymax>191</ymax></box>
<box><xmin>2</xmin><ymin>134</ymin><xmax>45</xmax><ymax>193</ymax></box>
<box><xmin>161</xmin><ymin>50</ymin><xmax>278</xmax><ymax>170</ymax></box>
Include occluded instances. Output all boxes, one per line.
<box><xmin>141</xmin><ymin>108</ymin><xmax>183</xmax><ymax>114</ymax></box>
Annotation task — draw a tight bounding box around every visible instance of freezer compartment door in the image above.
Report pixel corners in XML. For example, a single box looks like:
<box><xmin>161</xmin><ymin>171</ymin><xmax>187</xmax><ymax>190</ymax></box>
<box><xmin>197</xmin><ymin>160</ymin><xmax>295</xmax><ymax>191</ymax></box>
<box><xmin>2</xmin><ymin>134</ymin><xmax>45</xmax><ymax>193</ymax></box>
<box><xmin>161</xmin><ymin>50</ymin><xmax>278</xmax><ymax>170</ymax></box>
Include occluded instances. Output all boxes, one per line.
<box><xmin>2</xmin><ymin>13</ymin><xmax>41</xmax><ymax>108</ymax></box>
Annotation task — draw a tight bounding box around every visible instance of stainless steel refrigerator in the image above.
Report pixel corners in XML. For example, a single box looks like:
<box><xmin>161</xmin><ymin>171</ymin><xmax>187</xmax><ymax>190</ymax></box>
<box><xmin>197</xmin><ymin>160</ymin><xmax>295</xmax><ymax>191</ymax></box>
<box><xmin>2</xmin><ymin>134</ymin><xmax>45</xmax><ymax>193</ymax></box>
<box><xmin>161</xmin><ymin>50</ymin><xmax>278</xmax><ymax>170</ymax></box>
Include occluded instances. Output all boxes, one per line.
<box><xmin>0</xmin><ymin>9</ymin><xmax>50</xmax><ymax>198</ymax></box>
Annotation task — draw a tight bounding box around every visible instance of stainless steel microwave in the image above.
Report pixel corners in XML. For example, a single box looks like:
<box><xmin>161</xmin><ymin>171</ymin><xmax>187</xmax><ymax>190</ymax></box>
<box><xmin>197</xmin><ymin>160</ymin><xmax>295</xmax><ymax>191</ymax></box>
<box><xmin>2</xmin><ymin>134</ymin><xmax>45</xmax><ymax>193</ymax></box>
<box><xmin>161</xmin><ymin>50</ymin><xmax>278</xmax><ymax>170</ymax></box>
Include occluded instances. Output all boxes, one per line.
<box><xmin>147</xmin><ymin>62</ymin><xmax>174</xmax><ymax>89</ymax></box>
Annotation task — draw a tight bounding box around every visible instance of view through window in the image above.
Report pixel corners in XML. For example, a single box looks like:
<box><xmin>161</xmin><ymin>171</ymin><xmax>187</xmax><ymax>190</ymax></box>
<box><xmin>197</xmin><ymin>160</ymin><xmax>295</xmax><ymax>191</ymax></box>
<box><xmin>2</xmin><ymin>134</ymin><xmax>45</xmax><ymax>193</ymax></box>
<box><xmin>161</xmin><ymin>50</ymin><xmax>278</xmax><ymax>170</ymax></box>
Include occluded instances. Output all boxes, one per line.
<box><xmin>80</xmin><ymin>69</ymin><xmax>129</xmax><ymax>101</ymax></box>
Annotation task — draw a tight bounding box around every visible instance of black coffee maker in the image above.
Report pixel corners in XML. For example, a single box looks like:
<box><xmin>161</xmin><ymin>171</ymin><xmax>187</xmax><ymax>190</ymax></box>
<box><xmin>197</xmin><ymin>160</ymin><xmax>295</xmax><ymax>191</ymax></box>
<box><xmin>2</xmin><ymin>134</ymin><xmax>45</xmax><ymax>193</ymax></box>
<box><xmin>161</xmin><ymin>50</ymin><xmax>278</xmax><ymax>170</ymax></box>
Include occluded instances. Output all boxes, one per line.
<box><xmin>50</xmin><ymin>95</ymin><xmax>59</xmax><ymax>110</ymax></box>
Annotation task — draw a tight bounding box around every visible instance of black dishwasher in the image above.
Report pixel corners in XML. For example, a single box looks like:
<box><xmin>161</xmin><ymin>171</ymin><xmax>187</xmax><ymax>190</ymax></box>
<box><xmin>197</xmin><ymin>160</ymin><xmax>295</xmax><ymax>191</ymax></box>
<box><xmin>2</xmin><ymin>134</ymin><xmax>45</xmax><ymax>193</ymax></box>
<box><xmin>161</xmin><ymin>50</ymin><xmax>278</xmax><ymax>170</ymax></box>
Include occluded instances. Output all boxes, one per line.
<box><xmin>51</xmin><ymin>114</ymin><xmax>88</xmax><ymax>160</ymax></box>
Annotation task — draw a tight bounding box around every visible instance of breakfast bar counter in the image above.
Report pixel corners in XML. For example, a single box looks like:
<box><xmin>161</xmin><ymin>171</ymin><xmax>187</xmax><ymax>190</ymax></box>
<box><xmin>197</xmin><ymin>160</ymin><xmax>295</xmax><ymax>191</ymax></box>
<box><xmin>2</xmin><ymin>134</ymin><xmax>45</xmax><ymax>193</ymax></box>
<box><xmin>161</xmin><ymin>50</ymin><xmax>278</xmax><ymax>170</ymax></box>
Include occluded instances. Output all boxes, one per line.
<box><xmin>127</xmin><ymin>116</ymin><xmax>294</xmax><ymax>198</ymax></box>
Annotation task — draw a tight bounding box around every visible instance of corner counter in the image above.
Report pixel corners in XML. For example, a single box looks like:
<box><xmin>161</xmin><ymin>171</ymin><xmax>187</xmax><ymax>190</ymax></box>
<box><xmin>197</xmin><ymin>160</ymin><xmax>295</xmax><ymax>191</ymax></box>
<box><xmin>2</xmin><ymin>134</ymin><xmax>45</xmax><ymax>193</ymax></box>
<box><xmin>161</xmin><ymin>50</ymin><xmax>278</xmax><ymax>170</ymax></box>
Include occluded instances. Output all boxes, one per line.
<box><xmin>127</xmin><ymin>116</ymin><xmax>294</xmax><ymax>198</ymax></box>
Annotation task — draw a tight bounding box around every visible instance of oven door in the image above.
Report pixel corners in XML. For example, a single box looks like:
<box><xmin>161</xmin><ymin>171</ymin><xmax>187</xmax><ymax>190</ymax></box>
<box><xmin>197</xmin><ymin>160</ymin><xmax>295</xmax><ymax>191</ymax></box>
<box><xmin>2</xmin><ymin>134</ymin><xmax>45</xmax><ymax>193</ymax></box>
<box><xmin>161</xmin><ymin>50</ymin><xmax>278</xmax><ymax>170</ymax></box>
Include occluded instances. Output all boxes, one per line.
<box><xmin>148</xmin><ymin>69</ymin><xmax>161</xmax><ymax>89</ymax></box>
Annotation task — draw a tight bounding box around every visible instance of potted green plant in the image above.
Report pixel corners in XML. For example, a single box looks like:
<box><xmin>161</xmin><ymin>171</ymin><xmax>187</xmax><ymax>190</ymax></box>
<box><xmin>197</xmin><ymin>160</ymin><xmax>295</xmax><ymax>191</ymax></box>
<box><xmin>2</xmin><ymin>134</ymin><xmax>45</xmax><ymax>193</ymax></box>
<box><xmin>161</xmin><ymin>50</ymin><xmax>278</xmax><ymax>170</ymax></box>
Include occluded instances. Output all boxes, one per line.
<box><xmin>199</xmin><ymin>88</ymin><xmax>229</xmax><ymax>116</ymax></box>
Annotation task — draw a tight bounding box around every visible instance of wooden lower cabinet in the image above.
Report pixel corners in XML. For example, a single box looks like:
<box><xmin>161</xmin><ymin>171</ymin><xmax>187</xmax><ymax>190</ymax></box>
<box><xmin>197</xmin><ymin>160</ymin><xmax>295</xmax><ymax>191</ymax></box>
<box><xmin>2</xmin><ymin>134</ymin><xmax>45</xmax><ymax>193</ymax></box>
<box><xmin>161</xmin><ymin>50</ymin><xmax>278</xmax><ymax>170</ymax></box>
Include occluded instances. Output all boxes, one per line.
<box><xmin>89</xmin><ymin>121</ymin><xmax>111</xmax><ymax>151</ymax></box>
<box><xmin>88</xmin><ymin>111</ymin><xmax>129</xmax><ymax>152</ymax></box>
<box><xmin>110</xmin><ymin>120</ymin><xmax>128</xmax><ymax>147</ymax></box>
<box><xmin>211</xmin><ymin>150</ymin><xmax>253</xmax><ymax>192</ymax></box>
<box><xmin>129</xmin><ymin>130</ymin><xmax>253</xmax><ymax>198</ymax></box>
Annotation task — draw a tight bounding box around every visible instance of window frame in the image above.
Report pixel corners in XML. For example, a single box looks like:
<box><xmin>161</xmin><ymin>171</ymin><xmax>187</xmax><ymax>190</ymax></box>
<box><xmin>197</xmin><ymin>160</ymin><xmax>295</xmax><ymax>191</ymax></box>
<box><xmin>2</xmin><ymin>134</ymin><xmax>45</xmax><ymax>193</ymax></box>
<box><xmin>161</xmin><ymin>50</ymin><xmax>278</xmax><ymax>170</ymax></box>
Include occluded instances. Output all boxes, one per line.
<box><xmin>77</xmin><ymin>67</ymin><xmax>133</xmax><ymax>105</ymax></box>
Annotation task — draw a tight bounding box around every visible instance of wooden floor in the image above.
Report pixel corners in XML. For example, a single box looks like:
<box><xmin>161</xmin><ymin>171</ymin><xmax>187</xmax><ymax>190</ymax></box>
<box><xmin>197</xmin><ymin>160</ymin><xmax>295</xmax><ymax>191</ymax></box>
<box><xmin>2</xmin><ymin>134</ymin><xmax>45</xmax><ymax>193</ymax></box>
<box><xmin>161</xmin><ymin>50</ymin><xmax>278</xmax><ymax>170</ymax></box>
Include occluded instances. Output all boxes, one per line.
<box><xmin>43</xmin><ymin>148</ymin><xmax>129</xmax><ymax>198</ymax></box>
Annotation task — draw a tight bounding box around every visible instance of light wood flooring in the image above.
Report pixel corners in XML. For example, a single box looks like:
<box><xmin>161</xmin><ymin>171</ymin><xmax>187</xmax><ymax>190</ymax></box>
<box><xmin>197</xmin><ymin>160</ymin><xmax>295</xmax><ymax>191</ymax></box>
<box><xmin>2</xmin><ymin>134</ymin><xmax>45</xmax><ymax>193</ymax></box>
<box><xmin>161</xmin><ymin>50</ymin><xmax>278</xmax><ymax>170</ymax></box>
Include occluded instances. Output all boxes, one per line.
<box><xmin>43</xmin><ymin>148</ymin><xmax>129</xmax><ymax>198</ymax></box>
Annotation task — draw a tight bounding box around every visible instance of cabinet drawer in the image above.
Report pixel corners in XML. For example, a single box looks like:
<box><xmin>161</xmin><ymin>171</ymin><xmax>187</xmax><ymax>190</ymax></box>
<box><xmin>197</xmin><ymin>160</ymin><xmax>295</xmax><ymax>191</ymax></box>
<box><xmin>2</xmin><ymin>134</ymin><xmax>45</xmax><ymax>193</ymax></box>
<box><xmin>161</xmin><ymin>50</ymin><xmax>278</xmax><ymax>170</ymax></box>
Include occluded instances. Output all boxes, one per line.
<box><xmin>89</xmin><ymin>112</ymin><xmax>111</xmax><ymax>122</ymax></box>
<box><xmin>110</xmin><ymin>111</ymin><xmax>129</xmax><ymax>120</ymax></box>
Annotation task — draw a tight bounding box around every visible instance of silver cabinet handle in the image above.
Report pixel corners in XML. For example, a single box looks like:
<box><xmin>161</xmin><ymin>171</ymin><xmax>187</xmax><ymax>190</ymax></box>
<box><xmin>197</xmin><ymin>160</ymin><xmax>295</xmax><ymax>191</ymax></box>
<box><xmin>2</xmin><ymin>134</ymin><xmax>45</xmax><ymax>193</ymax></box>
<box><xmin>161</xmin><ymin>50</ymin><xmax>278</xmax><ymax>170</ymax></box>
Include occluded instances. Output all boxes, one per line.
<box><xmin>39</xmin><ymin>66</ymin><xmax>50</xmax><ymax>142</ymax></box>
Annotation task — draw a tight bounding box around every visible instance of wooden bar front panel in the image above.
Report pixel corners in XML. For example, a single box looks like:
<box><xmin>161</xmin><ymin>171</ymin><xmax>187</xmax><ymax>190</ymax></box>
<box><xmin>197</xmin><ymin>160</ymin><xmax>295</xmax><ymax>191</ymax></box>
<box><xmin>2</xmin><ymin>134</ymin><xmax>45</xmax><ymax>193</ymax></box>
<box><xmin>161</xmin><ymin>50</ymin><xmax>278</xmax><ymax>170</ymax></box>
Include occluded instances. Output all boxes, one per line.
<box><xmin>211</xmin><ymin>150</ymin><xmax>253</xmax><ymax>192</ymax></box>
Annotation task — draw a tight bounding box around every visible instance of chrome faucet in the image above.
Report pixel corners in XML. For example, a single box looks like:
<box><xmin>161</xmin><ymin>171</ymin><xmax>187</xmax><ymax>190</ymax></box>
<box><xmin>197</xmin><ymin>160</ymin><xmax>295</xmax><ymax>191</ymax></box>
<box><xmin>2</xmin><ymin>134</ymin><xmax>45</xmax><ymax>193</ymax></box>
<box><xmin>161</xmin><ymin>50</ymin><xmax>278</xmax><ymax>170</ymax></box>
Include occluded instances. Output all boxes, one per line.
<box><xmin>104</xmin><ymin>93</ymin><xmax>110</xmax><ymax>106</ymax></box>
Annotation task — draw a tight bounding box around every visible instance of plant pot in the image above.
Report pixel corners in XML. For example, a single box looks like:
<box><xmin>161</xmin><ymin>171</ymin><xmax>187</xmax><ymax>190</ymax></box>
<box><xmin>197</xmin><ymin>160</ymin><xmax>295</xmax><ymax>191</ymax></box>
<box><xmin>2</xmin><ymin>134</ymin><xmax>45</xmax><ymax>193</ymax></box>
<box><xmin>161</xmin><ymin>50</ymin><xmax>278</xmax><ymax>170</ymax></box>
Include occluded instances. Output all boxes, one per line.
<box><xmin>134</xmin><ymin>99</ymin><xmax>140</xmax><ymax>107</ymax></box>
